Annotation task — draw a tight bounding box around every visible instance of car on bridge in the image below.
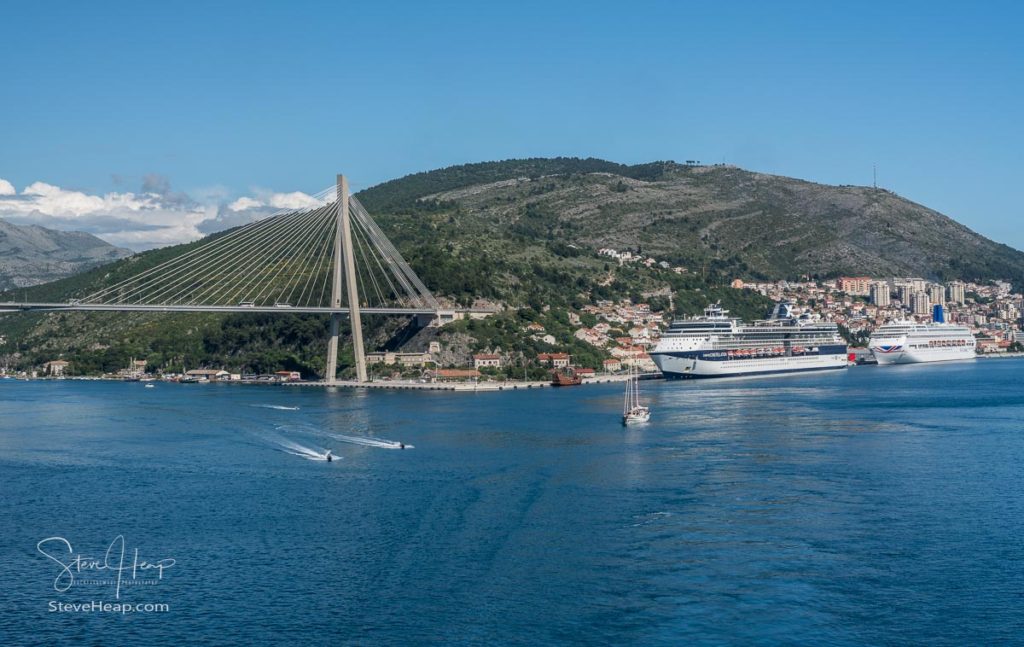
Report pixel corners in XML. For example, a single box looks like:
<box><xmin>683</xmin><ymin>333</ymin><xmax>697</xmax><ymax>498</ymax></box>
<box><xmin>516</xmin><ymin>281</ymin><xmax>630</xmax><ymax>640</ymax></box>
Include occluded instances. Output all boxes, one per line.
<box><xmin>239</xmin><ymin>301</ymin><xmax>255</xmax><ymax>308</ymax></box>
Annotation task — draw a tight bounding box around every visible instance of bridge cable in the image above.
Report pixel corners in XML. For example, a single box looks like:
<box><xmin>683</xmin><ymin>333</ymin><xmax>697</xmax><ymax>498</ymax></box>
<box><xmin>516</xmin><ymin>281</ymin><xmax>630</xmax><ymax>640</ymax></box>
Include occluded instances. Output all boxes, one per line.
<box><xmin>164</xmin><ymin>206</ymin><xmax>322</xmax><ymax>306</ymax></box>
<box><xmin>82</xmin><ymin>189</ymin><xmax>333</xmax><ymax>304</ymax></box>
<box><xmin>248</xmin><ymin>204</ymin><xmax>336</xmax><ymax>306</ymax></box>
<box><xmin>218</xmin><ymin>205</ymin><xmax>330</xmax><ymax>307</ymax></box>
<box><xmin>286</xmin><ymin>202</ymin><xmax>339</xmax><ymax>307</ymax></box>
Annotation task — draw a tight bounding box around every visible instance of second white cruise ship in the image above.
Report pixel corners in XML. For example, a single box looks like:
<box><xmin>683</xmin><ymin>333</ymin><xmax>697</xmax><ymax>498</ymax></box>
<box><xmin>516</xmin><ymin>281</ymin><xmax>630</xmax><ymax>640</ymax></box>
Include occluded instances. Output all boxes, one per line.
<box><xmin>869</xmin><ymin>306</ymin><xmax>976</xmax><ymax>365</ymax></box>
<box><xmin>650</xmin><ymin>302</ymin><xmax>848</xmax><ymax>379</ymax></box>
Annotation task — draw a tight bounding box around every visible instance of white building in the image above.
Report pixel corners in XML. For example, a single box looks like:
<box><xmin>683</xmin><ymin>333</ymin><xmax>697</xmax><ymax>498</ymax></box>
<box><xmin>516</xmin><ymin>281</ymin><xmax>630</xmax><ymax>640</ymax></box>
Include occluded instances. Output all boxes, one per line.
<box><xmin>44</xmin><ymin>360</ymin><xmax>69</xmax><ymax>377</ymax></box>
<box><xmin>910</xmin><ymin>291</ymin><xmax>932</xmax><ymax>316</ymax></box>
<box><xmin>870</xmin><ymin>281</ymin><xmax>891</xmax><ymax>307</ymax></box>
<box><xmin>895</xmin><ymin>284</ymin><xmax>913</xmax><ymax>305</ymax></box>
<box><xmin>473</xmin><ymin>354</ymin><xmax>502</xmax><ymax>369</ymax></box>
<box><xmin>947</xmin><ymin>281</ymin><xmax>966</xmax><ymax>305</ymax></box>
<box><xmin>186</xmin><ymin>369</ymin><xmax>230</xmax><ymax>381</ymax></box>
<box><xmin>367</xmin><ymin>351</ymin><xmax>432</xmax><ymax>367</ymax></box>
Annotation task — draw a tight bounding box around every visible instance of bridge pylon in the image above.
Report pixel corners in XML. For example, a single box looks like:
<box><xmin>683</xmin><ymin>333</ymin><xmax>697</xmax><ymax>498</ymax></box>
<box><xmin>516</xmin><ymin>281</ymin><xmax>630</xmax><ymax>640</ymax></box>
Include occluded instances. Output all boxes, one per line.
<box><xmin>13</xmin><ymin>170</ymin><xmax>441</xmax><ymax>384</ymax></box>
<box><xmin>325</xmin><ymin>174</ymin><xmax>368</xmax><ymax>384</ymax></box>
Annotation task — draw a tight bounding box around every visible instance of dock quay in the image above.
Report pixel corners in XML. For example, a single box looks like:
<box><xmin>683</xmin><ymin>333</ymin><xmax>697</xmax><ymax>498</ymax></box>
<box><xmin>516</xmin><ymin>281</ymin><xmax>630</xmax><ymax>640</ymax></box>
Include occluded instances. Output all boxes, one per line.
<box><xmin>285</xmin><ymin>373</ymin><xmax>661</xmax><ymax>392</ymax></box>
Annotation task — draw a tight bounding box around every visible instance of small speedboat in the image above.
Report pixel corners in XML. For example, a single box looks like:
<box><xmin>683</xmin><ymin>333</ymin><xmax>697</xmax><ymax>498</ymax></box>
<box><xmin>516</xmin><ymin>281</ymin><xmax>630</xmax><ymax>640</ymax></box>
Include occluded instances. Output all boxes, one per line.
<box><xmin>145</xmin><ymin>384</ymin><xmax>155</xmax><ymax>388</ymax></box>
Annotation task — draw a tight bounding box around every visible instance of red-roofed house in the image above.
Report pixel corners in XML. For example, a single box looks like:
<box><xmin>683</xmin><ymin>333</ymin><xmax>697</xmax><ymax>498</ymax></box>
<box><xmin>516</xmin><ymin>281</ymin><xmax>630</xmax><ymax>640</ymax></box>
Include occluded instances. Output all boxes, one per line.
<box><xmin>473</xmin><ymin>353</ymin><xmax>502</xmax><ymax>369</ymax></box>
<box><xmin>549</xmin><ymin>352</ymin><xmax>570</xmax><ymax>368</ymax></box>
<box><xmin>537</xmin><ymin>352</ymin><xmax>571</xmax><ymax>368</ymax></box>
<box><xmin>622</xmin><ymin>352</ymin><xmax>657</xmax><ymax>371</ymax></box>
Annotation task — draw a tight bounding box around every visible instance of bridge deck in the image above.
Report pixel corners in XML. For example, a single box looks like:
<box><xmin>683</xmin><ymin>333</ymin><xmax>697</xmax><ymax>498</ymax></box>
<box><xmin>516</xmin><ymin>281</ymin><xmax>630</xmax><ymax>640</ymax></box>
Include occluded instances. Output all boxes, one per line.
<box><xmin>0</xmin><ymin>302</ymin><xmax>494</xmax><ymax>316</ymax></box>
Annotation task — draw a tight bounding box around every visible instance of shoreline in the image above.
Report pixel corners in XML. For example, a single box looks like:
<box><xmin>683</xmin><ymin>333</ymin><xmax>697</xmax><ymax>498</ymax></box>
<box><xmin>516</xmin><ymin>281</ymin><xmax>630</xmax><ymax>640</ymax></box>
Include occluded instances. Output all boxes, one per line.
<box><xmin>2</xmin><ymin>372</ymin><xmax>660</xmax><ymax>392</ymax></box>
<box><xmin>5</xmin><ymin>355</ymin><xmax>1022</xmax><ymax>389</ymax></box>
<box><xmin>285</xmin><ymin>372</ymin><xmax>658</xmax><ymax>391</ymax></box>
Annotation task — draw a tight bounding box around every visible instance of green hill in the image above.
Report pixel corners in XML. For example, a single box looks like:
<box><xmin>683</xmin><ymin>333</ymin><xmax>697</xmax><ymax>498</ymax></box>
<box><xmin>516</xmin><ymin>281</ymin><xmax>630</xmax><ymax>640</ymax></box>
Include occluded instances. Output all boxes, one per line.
<box><xmin>365</xmin><ymin>158</ymin><xmax>1024</xmax><ymax>287</ymax></box>
<box><xmin>3</xmin><ymin>157</ymin><xmax>1020</xmax><ymax>377</ymax></box>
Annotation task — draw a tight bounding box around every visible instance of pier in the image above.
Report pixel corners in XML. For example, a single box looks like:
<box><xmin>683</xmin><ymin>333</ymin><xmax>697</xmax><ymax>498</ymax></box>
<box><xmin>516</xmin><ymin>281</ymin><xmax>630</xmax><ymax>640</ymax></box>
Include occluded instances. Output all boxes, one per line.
<box><xmin>283</xmin><ymin>373</ymin><xmax>660</xmax><ymax>392</ymax></box>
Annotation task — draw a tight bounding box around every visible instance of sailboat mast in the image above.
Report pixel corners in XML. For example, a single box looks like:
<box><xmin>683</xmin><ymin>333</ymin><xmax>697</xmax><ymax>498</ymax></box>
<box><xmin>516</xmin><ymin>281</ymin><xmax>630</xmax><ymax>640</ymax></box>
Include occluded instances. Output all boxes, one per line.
<box><xmin>633</xmin><ymin>367</ymin><xmax>638</xmax><ymax>405</ymax></box>
<box><xmin>624</xmin><ymin>361</ymin><xmax>640</xmax><ymax>413</ymax></box>
<box><xmin>623</xmin><ymin>366</ymin><xmax>630</xmax><ymax>415</ymax></box>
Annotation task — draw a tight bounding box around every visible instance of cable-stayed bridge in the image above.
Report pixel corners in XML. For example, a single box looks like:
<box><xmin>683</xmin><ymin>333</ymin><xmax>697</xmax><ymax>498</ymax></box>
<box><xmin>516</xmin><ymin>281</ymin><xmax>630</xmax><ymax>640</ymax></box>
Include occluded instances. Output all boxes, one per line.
<box><xmin>0</xmin><ymin>174</ymin><xmax>476</xmax><ymax>384</ymax></box>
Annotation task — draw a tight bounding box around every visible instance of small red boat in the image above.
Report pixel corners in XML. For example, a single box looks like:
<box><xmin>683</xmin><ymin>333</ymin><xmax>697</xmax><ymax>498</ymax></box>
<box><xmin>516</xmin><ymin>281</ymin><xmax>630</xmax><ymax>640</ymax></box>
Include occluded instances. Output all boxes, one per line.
<box><xmin>551</xmin><ymin>367</ymin><xmax>583</xmax><ymax>386</ymax></box>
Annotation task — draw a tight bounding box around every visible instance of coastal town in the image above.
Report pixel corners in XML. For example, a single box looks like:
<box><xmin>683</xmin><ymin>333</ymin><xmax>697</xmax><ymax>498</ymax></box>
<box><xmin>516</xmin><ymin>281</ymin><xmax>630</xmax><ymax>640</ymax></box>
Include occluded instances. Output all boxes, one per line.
<box><xmin>11</xmin><ymin>255</ymin><xmax>1022</xmax><ymax>383</ymax></box>
<box><xmin>737</xmin><ymin>276</ymin><xmax>1023</xmax><ymax>352</ymax></box>
<box><xmin>551</xmin><ymin>275</ymin><xmax>1024</xmax><ymax>368</ymax></box>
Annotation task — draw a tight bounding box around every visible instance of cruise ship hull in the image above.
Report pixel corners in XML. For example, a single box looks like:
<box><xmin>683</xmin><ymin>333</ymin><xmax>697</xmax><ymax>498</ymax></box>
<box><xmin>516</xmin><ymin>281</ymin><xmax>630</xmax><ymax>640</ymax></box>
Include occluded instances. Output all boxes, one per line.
<box><xmin>652</xmin><ymin>346</ymin><xmax>848</xmax><ymax>379</ymax></box>
<box><xmin>869</xmin><ymin>319</ymin><xmax>977</xmax><ymax>365</ymax></box>
<box><xmin>870</xmin><ymin>344</ymin><xmax>976</xmax><ymax>365</ymax></box>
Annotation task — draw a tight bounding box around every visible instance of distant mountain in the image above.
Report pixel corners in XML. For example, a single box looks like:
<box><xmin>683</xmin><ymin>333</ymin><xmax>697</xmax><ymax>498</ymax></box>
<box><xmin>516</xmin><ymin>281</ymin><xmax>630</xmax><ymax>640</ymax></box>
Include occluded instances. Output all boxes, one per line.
<box><xmin>0</xmin><ymin>218</ymin><xmax>132</xmax><ymax>290</ymax></box>
<box><xmin>361</xmin><ymin>158</ymin><xmax>1024</xmax><ymax>287</ymax></box>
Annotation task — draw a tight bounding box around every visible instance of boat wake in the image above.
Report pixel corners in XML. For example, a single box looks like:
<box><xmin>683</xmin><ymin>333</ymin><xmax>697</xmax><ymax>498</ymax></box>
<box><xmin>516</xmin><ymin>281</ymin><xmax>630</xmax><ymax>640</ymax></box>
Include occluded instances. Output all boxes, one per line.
<box><xmin>259</xmin><ymin>432</ymin><xmax>334</xmax><ymax>461</ymax></box>
<box><xmin>326</xmin><ymin>432</ymin><xmax>413</xmax><ymax>450</ymax></box>
<box><xmin>268</xmin><ymin>422</ymin><xmax>410</xmax><ymax>450</ymax></box>
<box><xmin>252</xmin><ymin>404</ymin><xmax>301</xmax><ymax>411</ymax></box>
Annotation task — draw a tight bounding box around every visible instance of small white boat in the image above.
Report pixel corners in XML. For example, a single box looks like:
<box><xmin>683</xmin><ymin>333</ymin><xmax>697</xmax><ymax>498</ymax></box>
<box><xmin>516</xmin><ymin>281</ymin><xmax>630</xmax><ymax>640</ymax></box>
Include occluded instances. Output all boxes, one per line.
<box><xmin>624</xmin><ymin>406</ymin><xmax>651</xmax><ymax>425</ymax></box>
<box><xmin>145</xmin><ymin>384</ymin><xmax>155</xmax><ymax>388</ymax></box>
<box><xmin>622</xmin><ymin>364</ymin><xmax>651</xmax><ymax>425</ymax></box>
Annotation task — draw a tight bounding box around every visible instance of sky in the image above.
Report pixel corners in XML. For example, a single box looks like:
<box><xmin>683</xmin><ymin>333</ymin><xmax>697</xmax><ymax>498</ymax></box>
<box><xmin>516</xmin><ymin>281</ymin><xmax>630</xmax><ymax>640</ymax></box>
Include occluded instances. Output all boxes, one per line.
<box><xmin>0</xmin><ymin>0</ymin><xmax>1021</xmax><ymax>250</ymax></box>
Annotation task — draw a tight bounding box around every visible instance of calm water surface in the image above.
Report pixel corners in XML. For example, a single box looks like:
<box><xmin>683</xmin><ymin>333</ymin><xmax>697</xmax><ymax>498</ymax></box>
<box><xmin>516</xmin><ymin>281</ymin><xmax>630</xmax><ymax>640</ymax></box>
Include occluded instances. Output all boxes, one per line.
<box><xmin>1</xmin><ymin>360</ymin><xmax>1023</xmax><ymax>645</ymax></box>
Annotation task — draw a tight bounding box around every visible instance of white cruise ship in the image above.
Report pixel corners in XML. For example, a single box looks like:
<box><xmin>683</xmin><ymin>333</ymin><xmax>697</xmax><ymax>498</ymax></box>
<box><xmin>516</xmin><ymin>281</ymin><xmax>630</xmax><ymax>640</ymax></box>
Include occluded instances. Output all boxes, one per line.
<box><xmin>650</xmin><ymin>303</ymin><xmax>848</xmax><ymax>379</ymax></box>
<box><xmin>869</xmin><ymin>306</ymin><xmax>975</xmax><ymax>365</ymax></box>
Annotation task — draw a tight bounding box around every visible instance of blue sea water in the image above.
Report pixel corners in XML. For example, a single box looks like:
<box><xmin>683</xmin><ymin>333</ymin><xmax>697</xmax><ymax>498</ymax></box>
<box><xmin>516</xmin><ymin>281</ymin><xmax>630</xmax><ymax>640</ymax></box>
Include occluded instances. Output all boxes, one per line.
<box><xmin>1</xmin><ymin>360</ymin><xmax>1023</xmax><ymax>645</ymax></box>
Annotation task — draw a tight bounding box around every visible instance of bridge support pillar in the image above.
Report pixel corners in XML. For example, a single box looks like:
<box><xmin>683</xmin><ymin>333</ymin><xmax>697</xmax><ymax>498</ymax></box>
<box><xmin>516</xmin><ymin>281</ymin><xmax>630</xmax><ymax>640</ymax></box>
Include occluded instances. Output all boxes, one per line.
<box><xmin>325</xmin><ymin>313</ymin><xmax>341</xmax><ymax>384</ymax></box>
<box><xmin>324</xmin><ymin>174</ymin><xmax>367</xmax><ymax>384</ymax></box>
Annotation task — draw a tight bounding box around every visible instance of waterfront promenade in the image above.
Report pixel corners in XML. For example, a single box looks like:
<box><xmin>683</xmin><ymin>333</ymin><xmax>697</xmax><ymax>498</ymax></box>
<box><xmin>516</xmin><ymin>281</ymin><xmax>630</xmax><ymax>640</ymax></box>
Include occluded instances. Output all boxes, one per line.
<box><xmin>285</xmin><ymin>373</ymin><xmax>655</xmax><ymax>391</ymax></box>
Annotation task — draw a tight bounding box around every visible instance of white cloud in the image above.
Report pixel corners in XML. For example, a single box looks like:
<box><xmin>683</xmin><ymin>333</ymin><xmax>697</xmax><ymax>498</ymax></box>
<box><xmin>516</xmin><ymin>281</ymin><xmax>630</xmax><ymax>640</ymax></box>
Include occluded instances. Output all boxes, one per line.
<box><xmin>227</xmin><ymin>190</ymin><xmax>322</xmax><ymax>213</ymax></box>
<box><xmin>19</xmin><ymin>182</ymin><xmax>117</xmax><ymax>216</ymax></box>
<box><xmin>0</xmin><ymin>178</ymin><xmax>327</xmax><ymax>251</ymax></box>
<box><xmin>268</xmin><ymin>191</ymin><xmax>321</xmax><ymax>210</ymax></box>
<box><xmin>229</xmin><ymin>196</ymin><xmax>263</xmax><ymax>211</ymax></box>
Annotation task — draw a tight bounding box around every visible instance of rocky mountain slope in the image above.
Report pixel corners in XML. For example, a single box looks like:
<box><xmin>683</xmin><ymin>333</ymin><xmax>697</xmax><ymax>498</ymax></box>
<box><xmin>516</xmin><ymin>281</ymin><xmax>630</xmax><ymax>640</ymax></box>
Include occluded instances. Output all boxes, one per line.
<box><xmin>0</xmin><ymin>218</ymin><xmax>132</xmax><ymax>290</ymax></box>
<box><xmin>361</xmin><ymin>158</ymin><xmax>1024</xmax><ymax>286</ymax></box>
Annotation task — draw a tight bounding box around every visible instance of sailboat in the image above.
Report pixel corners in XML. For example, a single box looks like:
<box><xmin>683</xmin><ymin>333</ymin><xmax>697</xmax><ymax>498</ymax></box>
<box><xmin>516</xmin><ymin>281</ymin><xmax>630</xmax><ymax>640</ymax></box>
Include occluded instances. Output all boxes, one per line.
<box><xmin>622</xmin><ymin>363</ymin><xmax>651</xmax><ymax>425</ymax></box>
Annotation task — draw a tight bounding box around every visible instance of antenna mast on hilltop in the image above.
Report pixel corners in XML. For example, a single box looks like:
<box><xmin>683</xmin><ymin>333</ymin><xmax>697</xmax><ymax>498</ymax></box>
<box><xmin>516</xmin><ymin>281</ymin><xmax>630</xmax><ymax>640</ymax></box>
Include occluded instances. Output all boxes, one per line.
<box><xmin>873</xmin><ymin>164</ymin><xmax>877</xmax><ymax>190</ymax></box>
